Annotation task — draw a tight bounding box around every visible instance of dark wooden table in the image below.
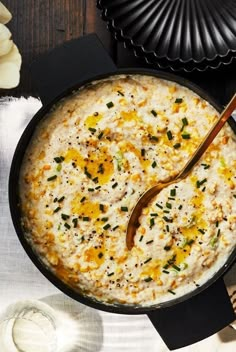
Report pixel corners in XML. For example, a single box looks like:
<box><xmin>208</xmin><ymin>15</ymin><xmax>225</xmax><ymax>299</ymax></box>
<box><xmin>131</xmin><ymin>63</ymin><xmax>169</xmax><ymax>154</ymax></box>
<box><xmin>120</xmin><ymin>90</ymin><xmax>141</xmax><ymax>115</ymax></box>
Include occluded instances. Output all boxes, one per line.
<box><xmin>2</xmin><ymin>0</ymin><xmax>236</xmax><ymax>105</ymax></box>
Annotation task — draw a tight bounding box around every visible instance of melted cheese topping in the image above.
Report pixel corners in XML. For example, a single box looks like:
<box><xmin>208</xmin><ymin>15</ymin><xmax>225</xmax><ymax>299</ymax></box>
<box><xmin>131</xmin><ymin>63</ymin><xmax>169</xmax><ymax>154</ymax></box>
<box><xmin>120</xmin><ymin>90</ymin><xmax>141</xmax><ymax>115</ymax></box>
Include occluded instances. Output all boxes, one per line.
<box><xmin>19</xmin><ymin>75</ymin><xmax>236</xmax><ymax>306</ymax></box>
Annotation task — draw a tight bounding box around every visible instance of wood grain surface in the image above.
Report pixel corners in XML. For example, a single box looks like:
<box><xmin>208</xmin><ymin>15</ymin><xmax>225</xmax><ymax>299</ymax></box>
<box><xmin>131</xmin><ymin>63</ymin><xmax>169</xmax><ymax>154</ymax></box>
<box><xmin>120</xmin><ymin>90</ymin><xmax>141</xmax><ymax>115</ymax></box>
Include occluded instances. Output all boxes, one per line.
<box><xmin>1</xmin><ymin>0</ymin><xmax>236</xmax><ymax>105</ymax></box>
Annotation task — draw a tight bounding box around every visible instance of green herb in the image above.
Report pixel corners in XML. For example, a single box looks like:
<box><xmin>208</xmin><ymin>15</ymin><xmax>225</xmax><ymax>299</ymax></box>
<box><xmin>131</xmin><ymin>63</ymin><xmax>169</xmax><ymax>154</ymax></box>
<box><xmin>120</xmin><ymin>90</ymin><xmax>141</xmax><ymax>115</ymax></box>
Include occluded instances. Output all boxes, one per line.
<box><xmin>101</xmin><ymin>217</ymin><xmax>108</xmax><ymax>222</ymax></box>
<box><xmin>112</xmin><ymin>225</ymin><xmax>119</xmax><ymax>231</ymax></box>
<box><xmin>139</xmin><ymin>235</ymin><xmax>143</xmax><ymax>242</ymax></box>
<box><xmin>58</xmin><ymin>196</ymin><xmax>65</xmax><ymax>203</ymax></box>
<box><xmin>163</xmin><ymin>210</ymin><xmax>170</xmax><ymax>214</ymax></box>
<box><xmin>95</xmin><ymin>186</ymin><xmax>101</xmax><ymax>190</ymax></box>
<box><xmin>93</xmin><ymin>176</ymin><xmax>99</xmax><ymax>183</ymax></box>
<box><xmin>84</xmin><ymin>167</ymin><xmax>92</xmax><ymax>179</ymax></box>
<box><xmin>166</xmin><ymin>202</ymin><xmax>172</xmax><ymax>209</ymax></box>
<box><xmin>80</xmin><ymin>196</ymin><xmax>86</xmax><ymax>203</ymax></box>
<box><xmin>181</xmin><ymin>133</ymin><xmax>191</xmax><ymax>139</ymax></box>
<box><xmin>162</xmin><ymin>270</ymin><xmax>169</xmax><ymax>274</ymax></box>
<box><xmin>98</xmin><ymin>163</ymin><xmax>104</xmax><ymax>174</ymax></box>
<box><xmin>156</xmin><ymin>203</ymin><xmax>163</xmax><ymax>209</ymax></box>
<box><xmin>106</xmin><ymin>101</ymin><xmax>114</xmax><ymax>109</ymax></box>
<box><xmin>103</xmin><ymin>223</ymin><xmax>111</xmax><ymax>230</ymax></box>
<box><xmin>115</xmin><ymin>150</ymin><xmax>123</xmax><ymax>171</ymax></box>
<box><xmin>210</xmin><ymin>236</ymin><xmax>218</xmax><ymax>247</ymax></box>
<box><xmin>54</xmin><ymin>156</ymin><xmax>64</xmax><ymax>163</ymax></box>
<box><xmin>53</xmin><ymin>197</ymin><xmax>58</xmax><ymax>202</ymax></box>
<box><xmin>201</xmin><ymin>163</ymin><xmax>210</xmax><ymax>170</ymax></box>
<box><xmin>168</xmin><ymin>289</ymin><xmax>176</xmax><ymax>295</ymax></box>
<box><xmin>117</xmin><ymin>90</ymin><xmax>124</xmax><ymax>96</ymax></box>
<box><xmin>178</xmin><ymin>205</ymin><xmax>183</xmax><ymax>210</ymax></box>
<box><xmin>149</xmin><ymin>135</ymin><xmax>158</xmax><ymax>142</ymax></box>
<box><xmin>57</xmin><ymin>224</ymin><xmax>61</xmax><ymax>230</ymax></box>
<box><xmin>150</xmin><ymin>218</ymin><xmax>155</xmax><ymax>228</ymax></box>
<box><xmin>141</xmin><ymin>148</ymin><xmax>145</xmax><ymax>157</ymax></box>
<box><xmin>172</xmin><ymin>264</ymin><xmax>181</xmax><ymax>271</ymax></box>
<box><xmin>99</xmin><ymin>204</ymin><xmax>104</xmax><ymax>211</ymax></box>
<box><xmin>167</xmin><ymin>130</ymin><xmax>173</xmax><ymax>140</ymax></box>
<box><xmin>182</xmin><ymin>117</ymin><xmax>188</xmax><ymax>126</ymax></box>
<box><xmin>88</xmin><ymin>188</ymin><xmax>95</xmax><ymax>192</ymax></box>
<box><xmin>72</xmin><ymin>218</ymin><xmax>78</xmax><ymax>228</ymax></box>
<box><xmin>82</xmin><ymin>217</ymin><xmax>90</xmax><ymax>221</ymax></box>
<box><xmin>80</xmin><ymin>235</ymin><xmax>85</xmax><ymax>242</ymax></box>
<box><xmin>150</xmin><ymin>213</ymin><xmax>158</xmax><ymax>217</ymax></box>
<box><xmin>53</xmin><ymin>206</ymin><xmax>61</xmax><ymax>213</ymax></box>
<box><xmin>175</xmin><ymin>98</ymin><xmax>183</xmax><ymax>104</ymax></box>
<box><xmin>112</xmin><ymin>182</ymin><xmax>118</xmax><ymax>189</ymax></box>
<box><xmin>217</xmin><ymin>229</ymin><xmax>221</xmax><ymax>237</ymax></box>
<box><xmin>216</xmin><ymin>221</ymin><xmax>219</xmax><ymax>227</ymax></box>
<box><xmin>146</xmin><ymin>240</ymin><xmax>154</xmax><ymax>244</ymax></box>
<box><xmin>98</xmin><ymin>132</ymin><xmax>104</xmax><ymax>140</ymax></box>
<box><xmin>152</xmin><ymin>160</ymin><xmax>157</xmax><ymax>168</ymax></box>
<box><xmin>164</xmin><ymin>245</ymin><xmax>171</xmax><ymax>251</ymax></box>
<box><xmin>186</xmin><ymin>239</ymin><xmax>195</xmax><ymax>246</ymax></box>
<box><xmin>168</xmin><ymin>197</ymin><xmax>175</xmax><ymax>201</ymax></box>
<box><xmin>166</xmin><ymin>225</ymin><xmax>170</xmax><ymax>232</ymax></box>
<box><xmin>121</xmin><ymin>206</ymin><xmax>128</xmax><ymax>212</ymax></box>
<box><xmin>163</xmin><ymin>216</ymin><xmax>173</xmax><ymax>223</ymax></box>
<box><xmin>144</xmin><ymin>277</ymin><xmax>153</xmax><ymax>282</ymax></box>
<box><xmin>170</xmin><ymin>189</ymin><xmax>176</xmax><ymax>197</ymax></box>
<box><xmin>61</xmin><ymin>214</ymin><xmax>70</xmax><ymax>220</ymax></box>
<box><xmin>107</xmin><ymin>272</ymin><xmax>114</xmax><ymax>276</ymax></box>
<box><xmin>151</xmin><ymin>109</ymin><xmax>157</xmax><ymax>117</ymax></box>
<box><xmin>98</xmin><ymin>252</ymin><xmax>103</xmax><ymax>259</ymax></box>
<box><xmin>64</xmin><ymin>222</ymin><xmax>71</xmax><ymax>229</ymax></box>
<box><xmin>196</xmin><ymin>178</ymin><xmax>207</xmax><ymax>188</ymax></box>
<box><xmin>173</xmin><ymin>143</ymin><xmax>181</xmax><ymax>149</ymax></box>
<box><xmin>47</xmin><ymin>175</ymin><xmax>57</xmax><ymax>181</ymax></box>
<box><xmin>56</xmin><ymin>164</ymin><xmax>62</xmax><ymax>172</ymax></box>
<box><xmin>198</xmin><ymin>229</ymin><xmax>205</xmax><ymax>234</ymax></box>
<box><xmin>89</xmin><ymin>127</ymin><xmax>96</xmax><ymax>133</ymax></box>
<box><xmin>144</xmin><ymin>257</ymin><xmax>152</xmax><ymax>264</ymax></box>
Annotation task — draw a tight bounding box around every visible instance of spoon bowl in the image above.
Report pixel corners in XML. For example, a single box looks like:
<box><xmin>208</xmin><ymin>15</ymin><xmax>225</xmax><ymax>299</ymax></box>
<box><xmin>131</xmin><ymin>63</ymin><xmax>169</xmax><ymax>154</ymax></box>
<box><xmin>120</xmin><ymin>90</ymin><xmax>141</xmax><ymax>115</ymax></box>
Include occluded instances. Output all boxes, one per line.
<box><xmin>126</xmin><ymin>93</ymin><xmax>236</xmax><ymax>250</ymax></box>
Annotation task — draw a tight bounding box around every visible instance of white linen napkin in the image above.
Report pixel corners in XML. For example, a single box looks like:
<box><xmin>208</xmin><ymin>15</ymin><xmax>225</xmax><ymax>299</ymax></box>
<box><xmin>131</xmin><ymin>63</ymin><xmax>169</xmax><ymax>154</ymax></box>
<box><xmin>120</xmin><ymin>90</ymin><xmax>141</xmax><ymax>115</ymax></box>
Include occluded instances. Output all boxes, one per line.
<box><xmin>0</xmin><ymin>97</ymin><xmax>236</xmax><ymax>352</ymax></box>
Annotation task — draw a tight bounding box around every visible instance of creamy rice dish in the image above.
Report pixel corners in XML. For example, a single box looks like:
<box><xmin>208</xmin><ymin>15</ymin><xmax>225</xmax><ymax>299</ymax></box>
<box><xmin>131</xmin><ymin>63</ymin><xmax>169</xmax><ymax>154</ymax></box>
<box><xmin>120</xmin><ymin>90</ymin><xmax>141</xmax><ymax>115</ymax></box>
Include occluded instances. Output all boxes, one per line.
<box><xmin>19</xmin><ymin>75</ymin><xmax>236</xmax><ymax>306</ymax></box>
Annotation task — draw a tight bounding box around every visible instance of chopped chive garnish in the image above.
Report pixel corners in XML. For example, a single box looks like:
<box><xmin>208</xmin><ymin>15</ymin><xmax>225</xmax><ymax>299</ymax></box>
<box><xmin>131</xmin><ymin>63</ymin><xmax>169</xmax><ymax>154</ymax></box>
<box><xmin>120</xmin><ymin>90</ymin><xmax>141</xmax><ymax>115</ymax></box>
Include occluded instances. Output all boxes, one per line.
<box><xmin>186</xmin><ymin>239</ymin><xmax>195</xmax><ymax>246</ymax></box>
<box><xmin>150</xmin><ymin>218</ymin><xmax>155</xmax><ymax>228</ymax></box>
<box><xmin>217</xmin><ymin>229</ymin><xmax>221</xmax><ymax>237</ymax></box>
<box><xmin>61</xmin><ymin>213</ymin><xmax>70</xmax><ymax>220</ymax></box>
<box><xmin>163</xmin><ymin>270</ymin><xmax>169</xmax><ymax>274</ymax></box>
<box><xmin>150</xmin><ymin>213</ymin><xmax>158</xmax><ymax>217</ymax></box>
<box><xmin>168</xmin><ymin>289</ymin><xmax>176</xmax><ymax>295</ymax></box>
<box><xmin>163</xmin><ymin>216</ymin><xmax>173</xmax><ymax>223</ymax></box>
<box><xmin>152</xmin><ymin>161</ymin><xmax>157</xmax><ymax>168</ymax></box>
<box><xmin>144</xmin><ymin>277</ymin><xmax>153</xmax><ymax>282</ymax></box>
<box><xmin>196</xmin><ymin>178</ymin><xmax>207</xmax><ymax>188</ymax></box>
<box><xmin>84</xmin><ymin>167</ymin><xmax>92</xmax><ymax>179</ymax></box>
<box><xmin>182</xmin><ymin>133</ymin><xmax>191</xmax><ymax>139</ymax></box>
<box><xmin>163</xmin><ymin>210</ymin><xmax>170</xmax><ymax>214</ymax></box>
<box><xmin>141</xmin><ymin>148</ymin><xmax>145</xmax><ymax>157</ymax></box>
<box><xmin>166</xmin><ymin>225</ymin><xmax>170</xmax><ymax>232</ymax></box>
<box><xmin>95</xmin><ymin>186</ymin><xmax>101</xmax><ymax>190</ymax></box>
<box><xmin>88</xmin><ymin>127</ymin><xmax>96</xmax><ymax>133</ymax></box>
<box><xmin>168</xmin><ymin>197</ymin><xmax>175</xmax><ymax>201</ymax></box>
<box><xmin>166</xmin><ymin>202</ymin><xmax>172</xmax><ymax>209</ymax></box>
<box><xmin>56</xmin><ymin>164</ymin><xmax>62</xmax><ymax>172</ymax></box>
<box><xmin>53</xmin><ymin>206</ymin><xmax>61</xmax><ymax>213</ymax></box>
<box><xmin>101</xmin><ymin>217</ymin><xmax>108</xmax><ymax>222</ymax></box>
<box><xmin>167</xmin><ymin>130</ymin><xmax>173</xmax><ymax>140</ymax></box>
<box><xmin>182</xmin><ymin>117</ymin><xmax>188</xmax><ymax>126</ymax></box>
<box><xmin>93</xmin><ymin>176</ymin><xmax>99</xmax><ymax>183</ymax></box>
<box><xmin>156</xmin><ymin>203</ymin><xmax>163</xmax><ymax>209</ymax></box>
<box><xmin>164</xmin><ymin>245</ymin><xmax>171</xmax><ymax>251</ymax></box>
<box><xmin>117</xmin><ymin>90</ymin><xmax>124</xmax><ymax>96</ymax></box>
<box><xmin>98</xmin><ymin>163</ymin><xmax>104</xmax><ymax>174</ymax></box>
<box><xmin>121</xmin><ymin>206</ymin><xmax>128</xmax><ymax>212</ymax></box>
<box><xmin>113</xmin><ymin>225</ymin><xmax>119</xmax><ymax>231</ymax></box>
<box><xmin>98</xmin><ymin>132</ymin><xmax>104</xmax><ymax>140</ymax></box>
<box><xmin>178</xmin><ymin>205</ymin><xmax>183</xmax><ymax>210</ymax></box>
<box><xmin>80</xmin><ymin>196</ymin><xmax>86</xmax><ymax>203</ymax></box>
<box><xmin>72</xmin><ymin>218</ymin><xmax>78</xmax><ymax>228</ymax></box>
<box><xmin>172</xmin><ymin>264</ymin><xmax>181</xmax><ymax>271</ymax></box>
<box><xmin>88</xmin><ymin>188</ymin><xmax>94</xmax><ymax>192</ymax></box>
<box><xmin>170</xmin><ymin>189</ymin><xmax>176</xmax><ymax>197</ymax></box>
<box><xmin>107</xmin><ymin>272</ymin><xmax>114</xmax><ymax>276</ymax></box>
<box><xmin>216</xmin><ymin>221</ymin><xmax>219</xmax><ymax>227</ymax></box>
<box><xmin>53</xmin><ymin>197</ymin><xmax>58</xmax><ymax>202</ymax></box>
<box><xmin>83</xmin><ymin>217</ymin><xmax>90</xmax><ymax>221</ymax></box>
<box><xmin>144</xmin><ymin>257</ymin><xmax>152</xmax><ymax>264</ymax></box>
<box><xmin>47</xmin><ymin>175</ymin><xmax>57</xmax><ymax>181</ymax></box>
<box><xmin>103</xmin><ymin>223</ymin><xmax>111</xmax><ymax>230</ymax></box>
<box><xmin>98</xmin><ymin>252</ymin><xmax>103</xmax><ymax>258</ymax></box>
<box><xmin>175</xmin><ymin>98</ymin><xmax>183</xmax><ymax>104</ymax></box>
<box><xmin>150</xmin><ymin>135</ymin><xmax>158</xmax><ymax>142</ymax></box>
<box><xmin>106</xmin><ymin>101</ymin><xmax>114</xmax><ymax>109</ymax></box>
<box><xmin>146</xmin><ymin>240</ymin><xmax>154</xmax><ymax>244</ymax></box>
<box><xmin>81</xmin><ymin>235</ymin><xmax>85</xmax><ymax>242</ymax></box>
<box><xmin>198</xmin><ymin>229</ymin><xmax>205</xmax><ymax>234</ymax></box>
<box><xmin>139</xmin><ymin>235</ymin><xmax>143</xmax><ymax>242</ymax></box>
<box><xmin>202</xmin><ymin>186</ymin><xmax>206</xmax><ymax>192</ymax></box>
<box><xmin>99</xmin><ymin>204</ymin><xmax>104</xmax><ymax>211</ymax></box>
<box><xmin>151</xmin><ymin>109</ymin><xmax>157</xmax><ymax>117</ymax></box>
<box><xmin>173</xmin><ymin>143</ymin><xmax>181</xmax><ymax>149</ymax></box>
<box><xmin>112</xmin><ymin>182</ymin><xmax>118</xmax><ymax>189</ymax></box>
<box><xmin>58</xmin><ymin>196</ymin><xmax>65</xmax><ymax>203</ymax></box>
<box><xmin>54</xmin><ymin>156</ymin><xmax>64</xmax><ymax>163</ymax></box>
<box><xmin>64</xmin><ymin>222</ymin><xmax>71</xmax><ymax>229</ymax></box>
<box><xmin>201</xmin><ymin>163</ymin><xmax>210</xmax><ymax>169</ymax></box>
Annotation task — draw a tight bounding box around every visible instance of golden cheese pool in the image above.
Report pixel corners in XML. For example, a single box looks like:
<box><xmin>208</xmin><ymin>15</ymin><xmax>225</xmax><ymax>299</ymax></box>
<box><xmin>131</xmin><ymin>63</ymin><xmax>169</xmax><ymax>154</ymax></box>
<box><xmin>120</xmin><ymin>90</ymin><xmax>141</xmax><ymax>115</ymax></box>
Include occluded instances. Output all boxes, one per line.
<box><xmin>19</xmin><ymin>75</ymin><xmax>236</xmax><ymax>305</ymax></box>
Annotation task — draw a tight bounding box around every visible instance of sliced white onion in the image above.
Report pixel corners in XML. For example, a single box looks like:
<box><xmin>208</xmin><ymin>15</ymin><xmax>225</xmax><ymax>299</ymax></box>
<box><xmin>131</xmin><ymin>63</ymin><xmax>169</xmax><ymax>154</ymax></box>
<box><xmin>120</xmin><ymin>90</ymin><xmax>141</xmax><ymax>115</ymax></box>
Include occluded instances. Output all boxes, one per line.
<box><xmin>0</xmin><ymin>43</ymin><xmax>21</xmax><ymax>69</ymax></box>
<box><xmin>0</xmin><ymin>23</ymin><xmax>11</xmax><ymax>41</ymax></box>
<box><xmin>0</xmin><ymin>2</ymin><xmax>12</xmax><ymax>24</ymax></box>
<box><xmin>0</xmin><ymin>38</ymin><xmax>13</xmax><ymax>56</ymax></box>
<box><xmin>0</xmin><ymin>62</ymin><xmax>20</xmax><ymax>88</ymax></box>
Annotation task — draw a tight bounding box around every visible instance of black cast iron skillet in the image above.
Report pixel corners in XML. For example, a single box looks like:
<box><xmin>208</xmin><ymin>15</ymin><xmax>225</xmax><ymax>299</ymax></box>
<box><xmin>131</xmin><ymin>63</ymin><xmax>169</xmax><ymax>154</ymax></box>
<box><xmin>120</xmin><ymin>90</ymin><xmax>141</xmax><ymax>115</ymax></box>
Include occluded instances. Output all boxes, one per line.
<box><xmin>9</xmin><ymin>34</ymin><xmax>236</xmax><ymax>350</ymax></box>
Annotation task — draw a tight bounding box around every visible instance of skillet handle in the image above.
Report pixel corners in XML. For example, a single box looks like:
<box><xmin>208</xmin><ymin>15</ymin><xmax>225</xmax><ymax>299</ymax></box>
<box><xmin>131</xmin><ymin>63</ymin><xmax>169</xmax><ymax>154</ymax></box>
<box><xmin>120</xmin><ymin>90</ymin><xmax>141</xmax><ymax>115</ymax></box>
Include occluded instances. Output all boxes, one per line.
<box><xmin>147</xmin><ymin>278</ymin><xmax>235</xmax><ymax>350</ymax></box>
<box><xmin>30</xmin><ymin>33</ymin><xmax>117</xmax><ymax>105</ymax></box>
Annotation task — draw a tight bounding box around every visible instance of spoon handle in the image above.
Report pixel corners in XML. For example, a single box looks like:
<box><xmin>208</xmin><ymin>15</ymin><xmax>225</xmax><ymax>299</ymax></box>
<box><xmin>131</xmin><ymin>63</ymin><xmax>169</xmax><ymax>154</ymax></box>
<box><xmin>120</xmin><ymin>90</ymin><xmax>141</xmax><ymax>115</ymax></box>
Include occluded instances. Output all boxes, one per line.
<box><xmin>177</xmin><ymin>93</ymin><xmax>236</xmax><ymax>180</ymax></box>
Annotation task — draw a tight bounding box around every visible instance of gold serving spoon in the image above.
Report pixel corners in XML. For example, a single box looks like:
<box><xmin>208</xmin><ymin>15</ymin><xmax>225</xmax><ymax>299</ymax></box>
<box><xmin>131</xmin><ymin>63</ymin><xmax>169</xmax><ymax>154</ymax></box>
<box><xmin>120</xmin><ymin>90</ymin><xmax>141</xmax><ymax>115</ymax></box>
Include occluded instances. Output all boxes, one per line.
<box><xmin>126</xmin><ymin>93</ymin><xmax>236</xmax><ymax>250</ymax></box>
